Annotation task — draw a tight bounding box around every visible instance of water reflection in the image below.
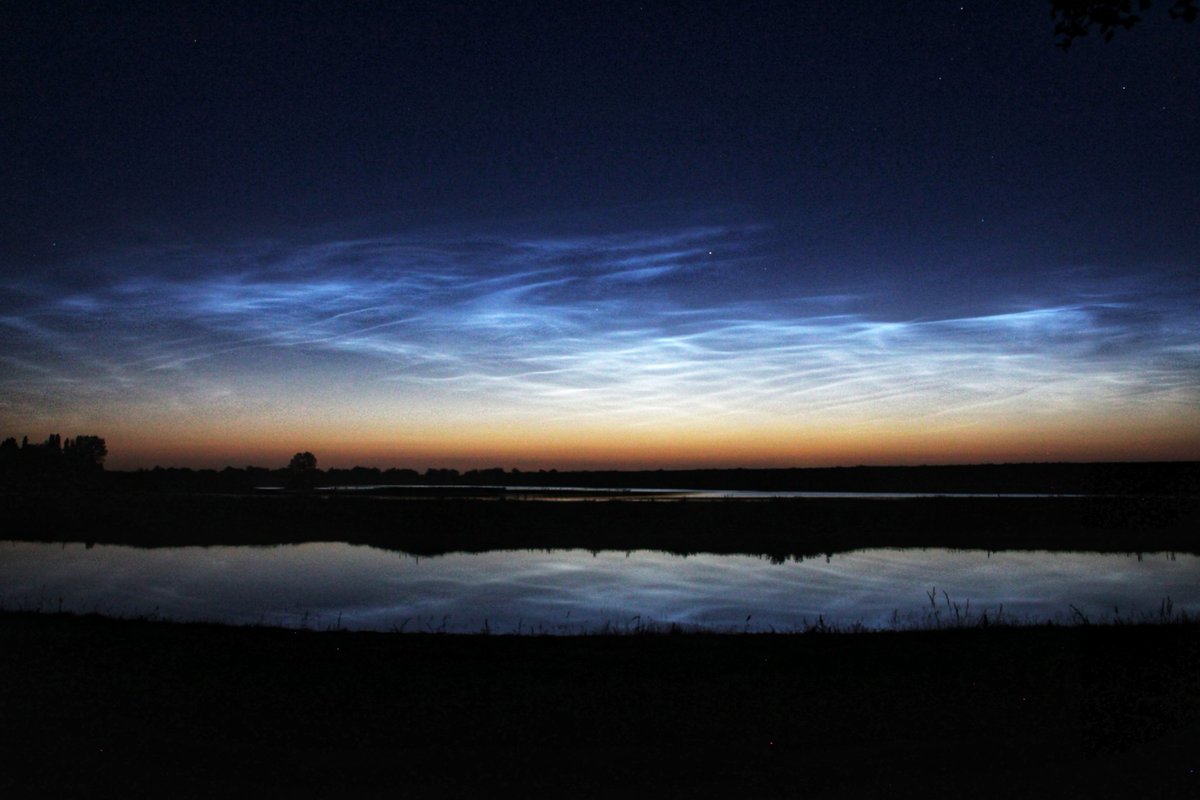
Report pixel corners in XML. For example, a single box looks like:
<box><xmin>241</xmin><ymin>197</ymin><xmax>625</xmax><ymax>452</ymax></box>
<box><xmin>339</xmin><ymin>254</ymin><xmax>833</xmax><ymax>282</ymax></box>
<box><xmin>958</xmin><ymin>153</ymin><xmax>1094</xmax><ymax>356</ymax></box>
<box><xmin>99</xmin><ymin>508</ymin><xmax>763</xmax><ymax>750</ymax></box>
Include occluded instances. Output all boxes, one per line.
<box><xmin>1</xmin><ymin>542</ymin><xmax>1196</xmax><ymax>633</ymax></box>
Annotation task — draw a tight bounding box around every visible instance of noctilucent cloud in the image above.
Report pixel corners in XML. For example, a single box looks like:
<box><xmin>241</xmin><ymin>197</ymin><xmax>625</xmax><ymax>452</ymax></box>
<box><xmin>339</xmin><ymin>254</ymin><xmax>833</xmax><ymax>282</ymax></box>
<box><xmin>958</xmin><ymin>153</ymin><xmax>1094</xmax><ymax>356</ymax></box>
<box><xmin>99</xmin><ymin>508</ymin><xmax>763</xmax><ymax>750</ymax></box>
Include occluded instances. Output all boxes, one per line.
<box><xmin>2</xmin><ymin>2</ymin><xmax>1197</xmax><ymax>469</ymax></box>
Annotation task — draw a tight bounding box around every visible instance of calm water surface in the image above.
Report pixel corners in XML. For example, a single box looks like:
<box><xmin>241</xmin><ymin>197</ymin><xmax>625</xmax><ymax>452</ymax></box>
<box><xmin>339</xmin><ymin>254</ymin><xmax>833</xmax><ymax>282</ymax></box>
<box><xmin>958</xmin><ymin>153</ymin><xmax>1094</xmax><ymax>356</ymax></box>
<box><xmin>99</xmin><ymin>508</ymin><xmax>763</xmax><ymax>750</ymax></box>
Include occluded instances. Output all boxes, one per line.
<box><xmin>2</xmin><ymin>542</ymin><xmax>1196</xmax><ymax>633</ymax></box>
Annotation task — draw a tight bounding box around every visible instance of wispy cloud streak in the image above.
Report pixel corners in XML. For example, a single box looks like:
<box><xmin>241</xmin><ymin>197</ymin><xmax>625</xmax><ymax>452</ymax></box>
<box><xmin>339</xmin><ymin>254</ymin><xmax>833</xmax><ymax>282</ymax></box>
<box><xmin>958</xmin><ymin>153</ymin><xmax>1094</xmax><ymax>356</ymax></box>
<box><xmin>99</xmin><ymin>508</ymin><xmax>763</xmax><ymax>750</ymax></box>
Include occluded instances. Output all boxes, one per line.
<box><xmin>1</xmin><ymin>224</ymin><xmax>1197</xmax><ymax>452</ymax></box>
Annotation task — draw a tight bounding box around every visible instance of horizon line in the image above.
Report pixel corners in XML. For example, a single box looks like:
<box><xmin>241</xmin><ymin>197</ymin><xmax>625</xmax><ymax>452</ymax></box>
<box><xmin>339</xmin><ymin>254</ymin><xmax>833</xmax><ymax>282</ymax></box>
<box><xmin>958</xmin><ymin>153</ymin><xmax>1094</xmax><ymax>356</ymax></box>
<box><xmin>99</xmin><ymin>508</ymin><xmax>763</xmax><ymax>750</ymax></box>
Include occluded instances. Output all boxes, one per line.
<box><xmin>114</xmin><ymin>458</ymin><xmax>1200</xmax><ymax>473</ymax></box>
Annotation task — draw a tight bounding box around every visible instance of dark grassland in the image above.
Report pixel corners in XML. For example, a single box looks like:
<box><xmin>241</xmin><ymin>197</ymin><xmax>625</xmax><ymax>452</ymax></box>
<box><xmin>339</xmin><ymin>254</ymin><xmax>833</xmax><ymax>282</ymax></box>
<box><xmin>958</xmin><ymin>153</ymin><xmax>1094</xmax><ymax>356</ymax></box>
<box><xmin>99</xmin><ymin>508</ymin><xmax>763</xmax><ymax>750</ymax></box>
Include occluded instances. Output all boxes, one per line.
<box><xmin>1</xmin><ymin>612</ymin><xmax>1198</xmax><ymax>797</ymax></box>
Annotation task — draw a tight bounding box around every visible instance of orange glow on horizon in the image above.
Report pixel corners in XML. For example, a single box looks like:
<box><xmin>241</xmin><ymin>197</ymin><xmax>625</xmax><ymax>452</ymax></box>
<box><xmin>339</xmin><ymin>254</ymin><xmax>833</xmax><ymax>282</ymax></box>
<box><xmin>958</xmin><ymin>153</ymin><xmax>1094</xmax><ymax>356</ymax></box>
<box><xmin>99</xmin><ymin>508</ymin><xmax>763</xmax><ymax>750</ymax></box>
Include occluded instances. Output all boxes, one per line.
<box><xmin>101</xmin><ymin>412</ymin><xmax>1200</xmax><ymax>471</ymax></box>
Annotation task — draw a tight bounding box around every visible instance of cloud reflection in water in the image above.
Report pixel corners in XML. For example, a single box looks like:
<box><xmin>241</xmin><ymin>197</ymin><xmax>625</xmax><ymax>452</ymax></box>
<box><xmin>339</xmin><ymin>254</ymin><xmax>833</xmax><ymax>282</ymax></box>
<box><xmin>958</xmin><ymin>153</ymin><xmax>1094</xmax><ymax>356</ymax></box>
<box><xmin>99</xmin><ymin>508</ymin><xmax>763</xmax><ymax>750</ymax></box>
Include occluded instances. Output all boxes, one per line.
<box><xmin>1</xmin><ymin>543</ymin><xmax>1196</xmax><ymax>633</ymax></box>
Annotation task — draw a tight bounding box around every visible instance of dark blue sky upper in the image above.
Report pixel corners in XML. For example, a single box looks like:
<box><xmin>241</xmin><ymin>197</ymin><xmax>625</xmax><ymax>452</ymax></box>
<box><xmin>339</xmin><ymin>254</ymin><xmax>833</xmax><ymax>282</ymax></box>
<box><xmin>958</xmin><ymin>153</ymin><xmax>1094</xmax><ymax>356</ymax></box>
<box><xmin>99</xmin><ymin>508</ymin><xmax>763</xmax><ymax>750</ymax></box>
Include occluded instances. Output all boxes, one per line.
<box><xmin>1</xmin><ymin>2</ymin><xmax>1197</xmax><ymax>467</ymax></box>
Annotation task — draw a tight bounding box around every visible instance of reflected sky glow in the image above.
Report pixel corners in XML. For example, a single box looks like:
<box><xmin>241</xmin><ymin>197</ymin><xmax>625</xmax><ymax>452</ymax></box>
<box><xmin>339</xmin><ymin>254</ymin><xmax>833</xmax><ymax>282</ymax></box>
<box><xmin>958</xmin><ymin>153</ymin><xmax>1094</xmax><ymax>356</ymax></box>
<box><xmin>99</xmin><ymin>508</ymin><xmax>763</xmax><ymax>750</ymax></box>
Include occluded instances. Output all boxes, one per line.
<box><xmin>2</xmin><ymin>543</ymin><xmax>1196</xmax><ymax>633</ymax></box>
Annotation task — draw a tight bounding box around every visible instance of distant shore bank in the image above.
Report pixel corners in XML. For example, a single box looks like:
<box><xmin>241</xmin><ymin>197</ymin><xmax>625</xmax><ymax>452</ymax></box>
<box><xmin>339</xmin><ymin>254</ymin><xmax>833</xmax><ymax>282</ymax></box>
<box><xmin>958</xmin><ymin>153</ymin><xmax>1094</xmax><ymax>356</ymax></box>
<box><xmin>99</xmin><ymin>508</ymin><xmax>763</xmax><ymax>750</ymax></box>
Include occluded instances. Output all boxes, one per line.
<box><xmin>4</xmin><ymin>492</ymin><xmax>1197</xmax><ymax>558</ymax></box>
<box><xmin>93</xmin><ymin>459</ymin><xmax>1200</xmax><ymax>496</ymax></box>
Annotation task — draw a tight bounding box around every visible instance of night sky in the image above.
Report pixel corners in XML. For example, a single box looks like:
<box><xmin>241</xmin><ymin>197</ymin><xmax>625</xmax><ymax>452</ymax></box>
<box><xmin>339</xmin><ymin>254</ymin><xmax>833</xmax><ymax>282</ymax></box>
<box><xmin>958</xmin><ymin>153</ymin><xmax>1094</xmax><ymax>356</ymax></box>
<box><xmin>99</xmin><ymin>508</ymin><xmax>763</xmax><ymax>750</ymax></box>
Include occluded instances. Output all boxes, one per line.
<box><xmin>2</xmin><ymin>1</ymin><xmax>1197</xmax><ymax>470</ymax></box>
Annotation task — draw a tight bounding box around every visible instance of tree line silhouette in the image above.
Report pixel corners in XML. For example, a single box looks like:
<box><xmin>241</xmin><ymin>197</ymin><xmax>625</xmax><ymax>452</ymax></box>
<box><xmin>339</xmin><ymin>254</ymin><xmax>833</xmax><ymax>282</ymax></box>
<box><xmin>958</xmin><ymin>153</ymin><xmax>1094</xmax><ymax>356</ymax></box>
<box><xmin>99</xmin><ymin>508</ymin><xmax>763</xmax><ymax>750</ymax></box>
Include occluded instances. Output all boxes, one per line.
<box><xmin>0</xmin><ymin>434</ymin><xmax>107</xmax><ymax>488</ymax></box>
<box><xmin>1051</xmin><ymin>0</ymin><xmax>1198</xmax><ymax>49</ymax></box>
<box><xmin>3</xmin><ymin>434</ymin><xmax>1197</xmax><ymax>498</ymax></box>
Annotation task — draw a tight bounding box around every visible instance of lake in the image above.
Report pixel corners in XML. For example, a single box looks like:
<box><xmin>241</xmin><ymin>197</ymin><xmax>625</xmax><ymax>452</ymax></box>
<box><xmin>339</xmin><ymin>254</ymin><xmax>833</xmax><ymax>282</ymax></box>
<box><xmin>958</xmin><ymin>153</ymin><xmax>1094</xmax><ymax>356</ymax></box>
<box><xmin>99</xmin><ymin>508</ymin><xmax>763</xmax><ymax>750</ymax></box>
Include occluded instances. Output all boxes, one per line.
<box><xmin>3</xmin><ymin>541</ymin><xmax>1196</xmax><ymax>633</ymax></box>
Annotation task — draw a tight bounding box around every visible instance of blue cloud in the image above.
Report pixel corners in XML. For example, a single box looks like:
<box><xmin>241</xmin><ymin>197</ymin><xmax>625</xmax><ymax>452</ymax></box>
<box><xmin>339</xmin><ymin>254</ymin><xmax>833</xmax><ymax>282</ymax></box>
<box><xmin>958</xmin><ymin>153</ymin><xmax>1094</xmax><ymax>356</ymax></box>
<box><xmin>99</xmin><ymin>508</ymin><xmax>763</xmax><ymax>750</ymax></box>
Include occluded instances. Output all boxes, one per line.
<box><xmin>1</xmin><ymin>223</ymin><xmax>1197</xmax><ymax>454</ymax></box>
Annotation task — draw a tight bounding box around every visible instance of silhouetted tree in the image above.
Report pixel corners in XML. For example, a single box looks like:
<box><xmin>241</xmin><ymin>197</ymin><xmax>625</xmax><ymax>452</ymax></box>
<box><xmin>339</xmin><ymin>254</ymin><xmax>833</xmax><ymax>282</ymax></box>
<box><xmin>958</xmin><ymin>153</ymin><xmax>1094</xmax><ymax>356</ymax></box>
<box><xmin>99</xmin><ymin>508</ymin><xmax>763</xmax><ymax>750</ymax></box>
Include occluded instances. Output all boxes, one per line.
<box><xmin>64</xmin><ymin>436</ymin><xmax>107</xmax><ymax>471</ymax></box>
<box><xmin>1052</xmin><ymin>0</ymin><xmax>1198</xmax><ymax>49</ymax></box>
<box><xmin>287</xmin><ymin>451</ymin><xmax>318</xmax><ymax>490</ymax></box>
<box><xmin>0</xmin><ymin>437</ymin><xmax>18</xmax><ymax>480</ymax></box>
<box><xmin>383</xmin><ymin>467</ymin><xmax>421</xmax><ymax>483</ymax></box>
<box><xmin>424</xmin><ymin>467</ymin><xmax>460</xmax><ymax>483</ymax></box>
<box><xmin>289</xmin><ymin>452</ymin><xmax>317</xmax><ymax>472</ymax></box>
<box><xmin>0</xmin><ymin>433</ymin><xmax>107</xmax><ymax>488</ymax></box>
<box><xmin>19</xmin><ymin>434</ymin><xmax>63</xmax><ymax>477</ymax></box>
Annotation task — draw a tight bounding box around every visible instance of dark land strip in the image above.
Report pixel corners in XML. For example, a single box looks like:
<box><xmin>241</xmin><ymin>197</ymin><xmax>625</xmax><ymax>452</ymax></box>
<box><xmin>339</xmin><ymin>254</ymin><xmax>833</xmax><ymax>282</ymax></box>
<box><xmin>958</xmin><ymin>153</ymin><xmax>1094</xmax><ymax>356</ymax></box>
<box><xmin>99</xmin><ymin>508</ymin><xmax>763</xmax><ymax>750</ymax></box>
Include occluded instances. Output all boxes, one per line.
<box><xmin>1</xmin><ymin>611</ymin><xmax>1197</xmax><ymax>797</ymax></box>
<box><xmin>96</xmin><ymin>459</ymin><xmax>1200</xmax><ymax>495</ymax></box>
<box><xmin>4</xmin><ymin>492</ymin><xmax>1198</xmax><ymax>559</ymax></box>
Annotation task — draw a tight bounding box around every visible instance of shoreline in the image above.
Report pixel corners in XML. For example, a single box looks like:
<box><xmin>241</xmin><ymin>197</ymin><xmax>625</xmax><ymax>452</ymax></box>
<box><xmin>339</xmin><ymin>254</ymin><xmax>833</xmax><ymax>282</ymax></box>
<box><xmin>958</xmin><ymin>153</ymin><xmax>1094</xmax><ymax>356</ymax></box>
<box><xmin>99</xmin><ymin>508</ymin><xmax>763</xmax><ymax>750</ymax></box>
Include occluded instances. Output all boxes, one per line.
<box><xmin>5</xmin><ymin>492</ymin><xmax>1197</xmax><ymax>558</ymax></box>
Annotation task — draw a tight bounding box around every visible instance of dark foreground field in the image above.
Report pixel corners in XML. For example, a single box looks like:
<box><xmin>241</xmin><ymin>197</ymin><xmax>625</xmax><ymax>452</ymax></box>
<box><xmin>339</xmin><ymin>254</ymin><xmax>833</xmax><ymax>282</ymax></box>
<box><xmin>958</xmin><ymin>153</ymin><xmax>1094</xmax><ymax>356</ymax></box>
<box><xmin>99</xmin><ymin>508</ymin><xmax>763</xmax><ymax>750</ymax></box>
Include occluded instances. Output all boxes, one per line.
<box><xmin>2</xmin><ymin>612</ymin><xmax>1197</xmax><ymax>798</ymax></box>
